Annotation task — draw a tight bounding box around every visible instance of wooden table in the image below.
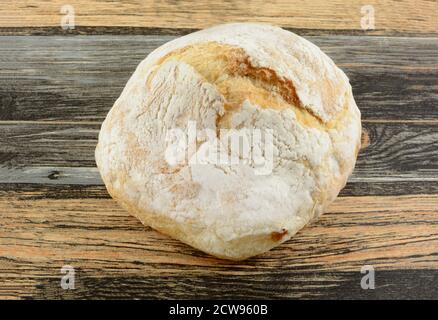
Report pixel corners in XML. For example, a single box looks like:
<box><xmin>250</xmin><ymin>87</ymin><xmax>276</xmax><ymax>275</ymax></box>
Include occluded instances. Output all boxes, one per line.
<box><xmin>1</xmin><ymin>1</ymin><xmax>437</xmax><ymax>299</ymax></box>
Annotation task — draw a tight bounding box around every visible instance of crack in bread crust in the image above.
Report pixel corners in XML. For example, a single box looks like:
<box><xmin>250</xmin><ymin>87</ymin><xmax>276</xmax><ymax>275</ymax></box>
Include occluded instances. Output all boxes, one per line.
<box><xmin>151</xmin><ymin>41</ymin><xmax>359</xmax><ymax>234</ymax></box>
<box><xmin>156</xmin><ymin>41</ymin><xmax>349</xmax><ymax>132</ymax></box>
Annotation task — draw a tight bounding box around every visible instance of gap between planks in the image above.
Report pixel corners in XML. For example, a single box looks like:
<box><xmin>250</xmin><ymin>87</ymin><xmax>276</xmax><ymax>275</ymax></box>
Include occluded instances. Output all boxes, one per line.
<box><xmin>1</xmin><ymin>119</ymin><xmax>438</xmax><ymax>126</ymax></box>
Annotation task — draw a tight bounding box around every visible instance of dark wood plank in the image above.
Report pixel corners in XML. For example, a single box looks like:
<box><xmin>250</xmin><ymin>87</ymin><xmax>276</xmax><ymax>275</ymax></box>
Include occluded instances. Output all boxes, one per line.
<box><xmin>0</xmin><ymin>36</ymin><xmax>436</xmax><ymax>122</ymax></box>
<box><xmin>341</xmin><ymin>181</ymin><xmax>438</xmax><ymax>197</ymax></box>
<box><xmin>0</xmin><ymin>184</ymin><xmax>110</xmax><ymax>199</ymax></box>
<box><xmin>355</xmin><ymin>122</ymin><xmax>438</xmax><ymax>181</ymax></box>
<box><xmin>1</xmin><ymin>122</ymin><xmax>437</xmax><ymax>194</ymax></box>
<box><xmin>2</xmin><ymin>180</ymin><xmax>438</xmax><ymax>201</ymax></box>
<box><xmin>0</xmin><ymin>122</ymin><xmax>100</xmax><ymax>168</ymax></box>
<box><xmin>3</xmin><ymin>270</ymin><xmax>438</xmax><ymax>299</ymax></box>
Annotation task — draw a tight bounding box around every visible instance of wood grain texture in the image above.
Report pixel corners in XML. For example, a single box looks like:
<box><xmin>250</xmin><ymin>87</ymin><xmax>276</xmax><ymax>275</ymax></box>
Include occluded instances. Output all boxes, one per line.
<box><xmin>1</xmin><ymin>193</ymin><xmax>437</xmax><ymax>299</ymax></box>
<box><xmin>0</xmin><ymin>35</ymin><xmax>437</xmax><ymax>122</ymax></box>
<box><xmin>3</xmin><ymin>270</ymin><xmax>437</xmax><ymax>299</ymax></box>
<box><xmin>1</xmin><ymin>0</ymin><xmax>437</xmax><ymax>35</ymax></box>
<box><xmin>2</xmin><ymin>182</ymin><xmax>438</xmax><ymax>202</ymax></box>
<box><xmin>1</xmin><ymin>121</ymin><xmax>437</xmax><ymax>191</ymax></box>
<box><xmin>0</xmin><ymin>27</ymin><xmax>437</xmax><ymax>298</ymax></box>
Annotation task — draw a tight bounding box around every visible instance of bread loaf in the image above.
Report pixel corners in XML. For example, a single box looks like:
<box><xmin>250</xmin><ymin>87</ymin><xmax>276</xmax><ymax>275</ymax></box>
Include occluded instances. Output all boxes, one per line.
<box><xmin>95</xmin><ymin>23</ymin><xmax>361</xmax><ymax>260</ymax></box>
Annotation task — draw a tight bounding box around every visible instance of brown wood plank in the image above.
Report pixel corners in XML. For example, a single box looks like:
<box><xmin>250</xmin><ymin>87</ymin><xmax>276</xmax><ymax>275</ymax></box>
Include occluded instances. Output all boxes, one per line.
<box><xmin>0</xmin><ymin>194</ymin><xmax>437</xmax><ymax>298</ymax></box>
<box><xmin>1</xmin><ymin>194</ymin><xmax>437</xmax><ymax>272</ymax></box>
<box><xmin>0</xmin><ymin>35</ymin><xmax>436</xmax><ymax>122</ymax></box>
<box><xmin>0</xmin><ymin>0</ymin><xmax>437</xmax><ymax>35</ymax></box>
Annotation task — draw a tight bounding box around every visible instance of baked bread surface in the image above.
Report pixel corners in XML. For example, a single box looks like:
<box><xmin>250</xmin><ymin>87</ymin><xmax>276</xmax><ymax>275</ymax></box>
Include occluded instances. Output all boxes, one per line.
<box><xmin>95</xmin><ymin>23</ymin><xmax>361</xmax><ymax>260</ymax></box>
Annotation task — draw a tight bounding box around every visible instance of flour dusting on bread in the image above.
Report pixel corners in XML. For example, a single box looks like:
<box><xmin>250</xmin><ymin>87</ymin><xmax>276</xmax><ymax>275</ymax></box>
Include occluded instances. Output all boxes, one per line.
<box><xmin>95</xmin><ymin>23</ymin><xmax>361</xmax><ymax>260</ymax></box>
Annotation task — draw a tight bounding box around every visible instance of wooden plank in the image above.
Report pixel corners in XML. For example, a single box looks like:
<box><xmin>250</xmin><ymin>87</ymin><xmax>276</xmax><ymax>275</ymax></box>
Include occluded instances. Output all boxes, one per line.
<box><xmin>2</xmin><ymin>269</ymin><xmax>438</xmax><ymax>299</ymax></box>
<box><xmin>0</xmin><ymin>122</ymin><xmax>100</xmax><ymax>168</ymax></box>
<box><xmin>355</xmin><ymin>122</ymin><xmax>438</xmax><ymax>181</ymax></box>
<box><xmin>1</xmin><ymin>194</ymin><xmax>437</xmax><ymax>272</ymax></box>
<box><xmin>0</xmin><ymin>1</ymin><xmax>437</xmax><ymax>35</ymax></box>
<box><xmin>2</xmin><ymin>180</ymin><xmax>438</xmax><ymax>200</ymax></box>
<box><xmin>0</xmin><ymin>184</ymin><xmax>110</xmax><ymax>199</ymax></box>
<box><xmin>0</xmin><ymin>194</ymin><xmax>437</xmax><ymax>298</ymax></box>
<box><xmin>0</xmin><ymin>179</ymin><xmax>435</xmax><ymax>200</ymax></box>
<box><xmin>1</xmin><ymin>122</ymin><xmax>437</xmax><ymax>191</ymax></box>
<box><xmin>0</xmin><ymin>35</ymin><xmax>436</xmax><ymax>122</ymax></box>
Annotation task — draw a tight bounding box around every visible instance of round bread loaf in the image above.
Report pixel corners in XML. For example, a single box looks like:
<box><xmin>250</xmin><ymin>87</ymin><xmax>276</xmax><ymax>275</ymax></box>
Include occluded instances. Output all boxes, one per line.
<box><xmin>95</xmin><ymin>23</ymin><xmax>361</xmax><ymax>260</ymax></box>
